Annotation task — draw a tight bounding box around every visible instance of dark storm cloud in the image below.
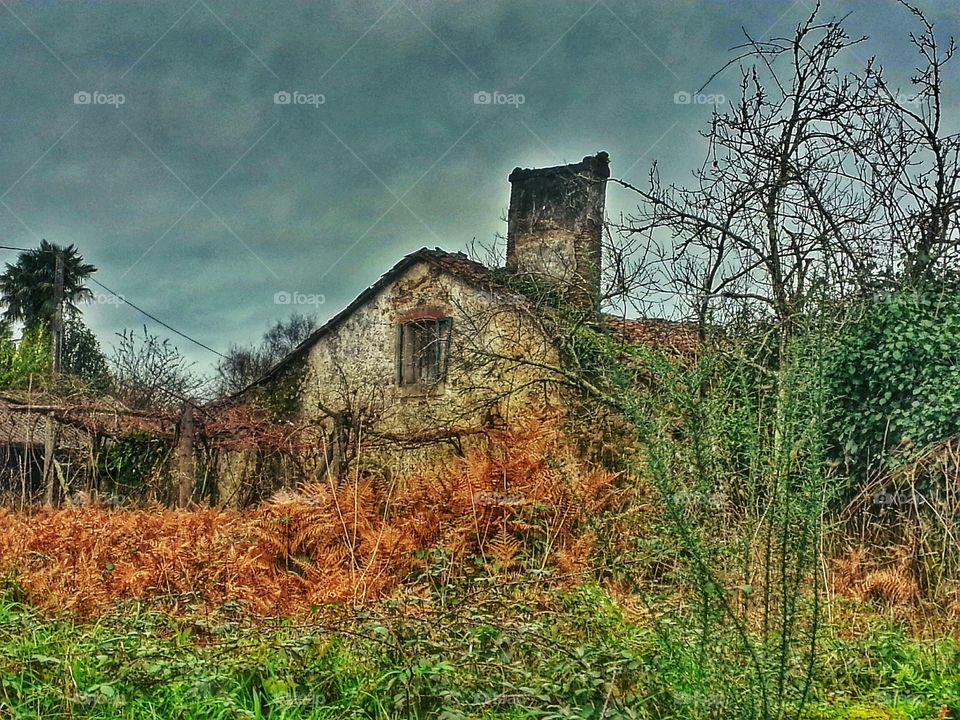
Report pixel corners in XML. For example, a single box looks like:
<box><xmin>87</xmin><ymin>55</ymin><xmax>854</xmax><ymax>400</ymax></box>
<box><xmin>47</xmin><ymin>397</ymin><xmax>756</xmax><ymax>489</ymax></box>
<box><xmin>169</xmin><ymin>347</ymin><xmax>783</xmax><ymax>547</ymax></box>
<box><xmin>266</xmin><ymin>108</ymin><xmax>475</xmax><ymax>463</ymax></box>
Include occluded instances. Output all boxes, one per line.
<box><xmin>0</xmin><ymin>0</ymin><xmax>957</xmax><ymax>370</ymax></box>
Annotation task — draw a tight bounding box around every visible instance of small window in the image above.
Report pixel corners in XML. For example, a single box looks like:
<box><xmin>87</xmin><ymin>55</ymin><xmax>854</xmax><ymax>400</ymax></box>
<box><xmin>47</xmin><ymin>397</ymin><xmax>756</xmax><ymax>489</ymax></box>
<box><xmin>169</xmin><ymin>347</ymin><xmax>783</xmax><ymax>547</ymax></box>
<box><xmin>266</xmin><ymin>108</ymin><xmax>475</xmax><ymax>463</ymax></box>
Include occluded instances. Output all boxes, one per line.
<box><xmin>397</xmin><ymin>318</ymin><xmax>452</xmax><ymax>385</ymax></box>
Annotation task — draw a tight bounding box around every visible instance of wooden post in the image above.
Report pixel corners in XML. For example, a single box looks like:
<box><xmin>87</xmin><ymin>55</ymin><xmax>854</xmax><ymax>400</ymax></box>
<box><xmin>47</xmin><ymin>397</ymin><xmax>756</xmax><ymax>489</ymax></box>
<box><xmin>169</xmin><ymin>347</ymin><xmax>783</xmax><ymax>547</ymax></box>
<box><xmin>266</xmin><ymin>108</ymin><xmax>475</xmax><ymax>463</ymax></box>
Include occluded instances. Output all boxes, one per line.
<box><xmin>42</xmin><ymin>414</ymin><xmax>57</xmax><ymax>506</ymax></box>
<box><xmin>50</xmin><ymin>251</ymin><xmax>64</xmax><ymax>375</ymax></box>
<box><xmin>176</xmin><ymin>402</ymin><xmax>196</xmax><ymax>508</ymax></box>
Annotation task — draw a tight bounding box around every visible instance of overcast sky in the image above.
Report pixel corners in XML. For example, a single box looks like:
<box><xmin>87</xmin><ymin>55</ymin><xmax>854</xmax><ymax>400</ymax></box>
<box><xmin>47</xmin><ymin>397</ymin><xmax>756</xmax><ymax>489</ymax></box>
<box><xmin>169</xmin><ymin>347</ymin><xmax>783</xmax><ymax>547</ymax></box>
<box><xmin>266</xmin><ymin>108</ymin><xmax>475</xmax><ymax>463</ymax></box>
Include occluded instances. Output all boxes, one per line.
<box><xmin>1</xmin><ymin>0</ymin><xmax>957</xmax><ymax>371</ymax></box>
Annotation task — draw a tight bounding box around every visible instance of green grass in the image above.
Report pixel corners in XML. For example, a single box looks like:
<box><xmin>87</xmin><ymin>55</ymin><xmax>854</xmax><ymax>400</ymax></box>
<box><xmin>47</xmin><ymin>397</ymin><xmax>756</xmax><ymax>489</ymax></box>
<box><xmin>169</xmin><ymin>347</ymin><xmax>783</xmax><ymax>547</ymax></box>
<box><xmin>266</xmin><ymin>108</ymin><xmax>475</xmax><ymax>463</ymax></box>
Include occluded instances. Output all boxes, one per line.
<box><xmin>0</xmin><ymin>585</ymin><xmax>653</xmax><ymax>719</ymax></box>
<box><xmin>0</xmin><ymin>586</ymin><xmax>957</xmax><ymax>719</ymax></box>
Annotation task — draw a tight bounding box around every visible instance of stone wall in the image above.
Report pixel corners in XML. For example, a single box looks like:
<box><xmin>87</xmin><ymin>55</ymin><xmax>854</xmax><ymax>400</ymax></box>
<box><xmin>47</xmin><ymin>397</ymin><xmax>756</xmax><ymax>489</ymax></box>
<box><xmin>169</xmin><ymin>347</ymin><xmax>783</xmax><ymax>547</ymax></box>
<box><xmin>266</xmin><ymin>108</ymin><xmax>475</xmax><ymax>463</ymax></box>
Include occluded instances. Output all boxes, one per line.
<box><xmin>297</xmin><ymin>260</ymin><xmax>561</xmax><ymax>475</ymax></box>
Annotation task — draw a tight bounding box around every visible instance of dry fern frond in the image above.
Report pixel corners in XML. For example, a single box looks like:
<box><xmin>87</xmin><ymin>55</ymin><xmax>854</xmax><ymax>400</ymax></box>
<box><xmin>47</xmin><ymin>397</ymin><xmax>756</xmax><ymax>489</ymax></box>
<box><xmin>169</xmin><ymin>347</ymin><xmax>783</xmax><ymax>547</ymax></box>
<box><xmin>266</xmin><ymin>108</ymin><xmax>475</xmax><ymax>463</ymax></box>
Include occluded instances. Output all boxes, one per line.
<box><xmin>486</xmin><ymin>525</ymin><xmax>522</xmax><ymax>569</ymax></box>
<box><xmin>860</xmin><ymin>569</ymin><xmax>919</xmax><ymax>605</ymax></box>
<box><xmin>0</xmin><ymin>413</ymin><xmax>615</xmax><ymax>616</ymax></box>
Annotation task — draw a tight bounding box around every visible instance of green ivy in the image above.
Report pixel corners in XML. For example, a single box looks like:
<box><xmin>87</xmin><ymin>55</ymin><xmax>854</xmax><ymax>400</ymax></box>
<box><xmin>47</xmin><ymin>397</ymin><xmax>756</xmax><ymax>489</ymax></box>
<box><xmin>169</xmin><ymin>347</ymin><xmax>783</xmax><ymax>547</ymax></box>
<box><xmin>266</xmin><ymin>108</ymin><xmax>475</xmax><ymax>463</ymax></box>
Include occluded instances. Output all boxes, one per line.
<box><xmin>96</xmin><ymin>433</ymin><xmax>170</xmax><ymax>501</ymax></box>
<box><xmin>824</xmin><ymin>283</ymin><xmax>960</xmax><ymax>474</ymax></box>
<box><xmin>251</xmin><ymin>361</ymin><xmax>307</xmax><ymax>418</ymax></box>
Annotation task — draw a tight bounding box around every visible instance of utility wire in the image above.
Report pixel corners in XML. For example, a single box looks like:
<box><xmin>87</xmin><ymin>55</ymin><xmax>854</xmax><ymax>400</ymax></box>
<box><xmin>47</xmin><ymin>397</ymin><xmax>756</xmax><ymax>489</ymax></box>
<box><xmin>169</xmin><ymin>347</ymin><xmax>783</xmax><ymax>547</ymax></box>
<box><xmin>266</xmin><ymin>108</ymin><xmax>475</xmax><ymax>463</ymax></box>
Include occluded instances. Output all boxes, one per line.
<box><xmin>0</xmin><ymin>244</ymin><xmax>227</xmax><ymax>360</ymax></box>
<box><xmin>89</xmin><ymin>278</ymin><xmax>227</xmax><ymax>359</ymax></box>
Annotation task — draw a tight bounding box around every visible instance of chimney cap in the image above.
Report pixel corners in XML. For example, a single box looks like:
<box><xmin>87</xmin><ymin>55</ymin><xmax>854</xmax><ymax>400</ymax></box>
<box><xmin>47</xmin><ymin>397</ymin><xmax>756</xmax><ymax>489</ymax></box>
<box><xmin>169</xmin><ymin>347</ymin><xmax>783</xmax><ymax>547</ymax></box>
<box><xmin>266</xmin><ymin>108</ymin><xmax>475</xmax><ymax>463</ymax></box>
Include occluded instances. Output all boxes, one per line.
<box><xmin>509</xmin><ymin>151</ymin><xmax>610</xmax><ymax>183</ymax></box>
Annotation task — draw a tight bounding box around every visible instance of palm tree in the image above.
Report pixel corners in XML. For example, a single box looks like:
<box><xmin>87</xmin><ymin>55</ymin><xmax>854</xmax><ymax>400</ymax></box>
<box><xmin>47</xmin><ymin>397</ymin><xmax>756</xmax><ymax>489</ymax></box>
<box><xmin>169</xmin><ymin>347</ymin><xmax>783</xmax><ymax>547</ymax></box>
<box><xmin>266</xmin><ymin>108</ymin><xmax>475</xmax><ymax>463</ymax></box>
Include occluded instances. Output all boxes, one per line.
<box><xmin>0</xmin><ymin>239</ymin><xmax>96</xmax><ymax>329</ymax></box>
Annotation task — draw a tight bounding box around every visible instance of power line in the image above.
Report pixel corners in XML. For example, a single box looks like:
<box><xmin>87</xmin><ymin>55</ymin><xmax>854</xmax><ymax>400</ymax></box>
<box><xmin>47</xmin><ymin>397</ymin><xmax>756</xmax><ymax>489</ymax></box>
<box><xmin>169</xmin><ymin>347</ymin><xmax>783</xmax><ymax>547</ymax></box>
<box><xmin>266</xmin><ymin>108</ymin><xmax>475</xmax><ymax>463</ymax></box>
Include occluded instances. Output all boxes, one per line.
<box><xmin>89</xmin><ymin>278</ymin><xmax>227</xmax><ymax>359</ymax></box>
<box><xmin>0</xmin><ymin>244</ymin><xmax>227</xmax><ymax>360</ymax></box>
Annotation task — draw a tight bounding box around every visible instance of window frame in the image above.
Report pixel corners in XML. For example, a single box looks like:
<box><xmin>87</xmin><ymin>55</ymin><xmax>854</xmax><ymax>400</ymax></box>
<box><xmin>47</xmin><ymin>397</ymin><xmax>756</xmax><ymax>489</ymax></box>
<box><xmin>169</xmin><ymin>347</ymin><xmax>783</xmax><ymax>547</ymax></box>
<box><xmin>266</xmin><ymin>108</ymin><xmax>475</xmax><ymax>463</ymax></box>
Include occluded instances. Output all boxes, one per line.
<box><xmin>396</xmin><ymin>317</ymin><xmax>453</xmax><ymax>387</ymax></box>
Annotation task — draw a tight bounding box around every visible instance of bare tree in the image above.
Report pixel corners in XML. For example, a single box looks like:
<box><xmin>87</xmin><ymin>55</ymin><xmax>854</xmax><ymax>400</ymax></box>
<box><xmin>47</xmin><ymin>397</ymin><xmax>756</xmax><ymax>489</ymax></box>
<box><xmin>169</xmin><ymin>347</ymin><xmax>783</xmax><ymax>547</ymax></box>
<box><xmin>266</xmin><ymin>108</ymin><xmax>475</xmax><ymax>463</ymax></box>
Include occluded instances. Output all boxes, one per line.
<box><xmin>110</xmin><ymin>326</ymin><xmax>206</xmax><ymax>410</ymax></box>
<box><xmin>612</xmin><ymin>2</ymin><xmax>960</xmax><ymax>336</ymax></box>
<box><xmin>217</xmin><ymin>313</ymin><xmax>318</xmax><ymax>396</ymax></box>
<box><xmin>859</xmin><ymin>1</ymin><xmax>960</xmax><ymax>283</ymax></box>
<box><xmin>613</xmin><ymin>3</ymin><xmax>885</xmax><ymax>334</ymax></box>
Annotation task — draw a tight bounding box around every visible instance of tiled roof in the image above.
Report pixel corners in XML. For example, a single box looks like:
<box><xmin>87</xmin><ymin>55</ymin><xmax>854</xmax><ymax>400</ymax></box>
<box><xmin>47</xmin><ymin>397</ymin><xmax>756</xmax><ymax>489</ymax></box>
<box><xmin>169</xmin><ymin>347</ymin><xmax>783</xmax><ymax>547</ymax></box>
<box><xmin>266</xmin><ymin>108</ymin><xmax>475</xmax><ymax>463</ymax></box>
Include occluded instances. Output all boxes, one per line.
<box><xmin>0</xmin><ymin>393</ymin><xmax>177</xmax><ymax>445</ymax></box>
<box><xmin>415</xmin><ymin>248</ymin><xmax>493</xmax><ymax>283</ymax></box>
<box><xmin>603</xmin><ymin>316</ymin><xmax>700</xmax><ymax>356</ymax></box>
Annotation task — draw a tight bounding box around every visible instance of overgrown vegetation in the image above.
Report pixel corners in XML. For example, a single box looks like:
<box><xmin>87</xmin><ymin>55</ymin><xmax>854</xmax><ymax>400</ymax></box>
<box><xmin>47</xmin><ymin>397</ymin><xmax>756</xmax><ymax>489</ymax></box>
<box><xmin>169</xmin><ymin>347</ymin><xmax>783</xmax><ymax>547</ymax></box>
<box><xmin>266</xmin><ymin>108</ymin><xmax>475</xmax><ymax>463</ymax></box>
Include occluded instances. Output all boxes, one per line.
<box><xmin>95</xmin><ymin>433</ymin><xmax>172</xmax><ymax>504</ymax></box>
<box><xmin>1</xmin><ymin>4</ymin><xmax>960</xmax><ymax>719</ymax></box>
<box><xmin>1</xmin><ymin>586</ymin><xmax>957</xmax><ymax>719</ymax></box>
<box><xmin>0</xmin><ymin>323</ymin><xmax>51</xmax><ymax>388</ymax></box>
<box><xmin>0</xmin><ymin>419</ymin><xmax>612</xmax><ymax>615</ymax></box>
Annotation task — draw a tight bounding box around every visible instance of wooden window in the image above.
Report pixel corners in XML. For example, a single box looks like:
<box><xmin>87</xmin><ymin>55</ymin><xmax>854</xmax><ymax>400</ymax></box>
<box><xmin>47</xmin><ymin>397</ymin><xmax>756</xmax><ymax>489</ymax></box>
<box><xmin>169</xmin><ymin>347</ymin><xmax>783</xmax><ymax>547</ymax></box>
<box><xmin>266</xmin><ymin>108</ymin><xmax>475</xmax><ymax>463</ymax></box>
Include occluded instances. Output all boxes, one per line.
<box><xmin>397</xmin><ymin>318</ymin><xmax>452</xmax><ymax>385</ymax></box>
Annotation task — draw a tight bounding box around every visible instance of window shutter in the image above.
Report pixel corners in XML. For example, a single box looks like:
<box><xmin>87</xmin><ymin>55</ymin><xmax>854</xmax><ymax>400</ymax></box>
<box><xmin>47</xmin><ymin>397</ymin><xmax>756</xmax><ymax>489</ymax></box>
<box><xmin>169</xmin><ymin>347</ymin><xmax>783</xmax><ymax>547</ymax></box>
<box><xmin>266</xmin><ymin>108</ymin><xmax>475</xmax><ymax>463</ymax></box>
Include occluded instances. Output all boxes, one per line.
<box><xmin>439</xmin><ymin>318</ymin><xmax>452</xmax><ymax>380</ymax></box>
<box><xmin>432</xmin><ymin>319</ymin><xmax>442</xmax><ymax>381</ymax></box>
<box><xmin>396</xmin><ymin>318</ymin><xmax>452</xmax><ymax>385</ymax></box>
<box><xmin>396</xmin><ymin>323</ymin><xmax>404</xmax><ymax>385</ymax></box>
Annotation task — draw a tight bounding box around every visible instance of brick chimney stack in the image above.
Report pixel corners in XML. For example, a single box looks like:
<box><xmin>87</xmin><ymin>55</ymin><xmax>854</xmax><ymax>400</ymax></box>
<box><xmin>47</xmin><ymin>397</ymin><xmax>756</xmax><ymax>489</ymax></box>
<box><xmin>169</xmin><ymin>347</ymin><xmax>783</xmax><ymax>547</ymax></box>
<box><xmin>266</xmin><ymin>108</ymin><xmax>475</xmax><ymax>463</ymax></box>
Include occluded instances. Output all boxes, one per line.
<box><xmin>506</xmin><ymin>151</ymin><xmax>609</xmax><ymax>311</ymax></box>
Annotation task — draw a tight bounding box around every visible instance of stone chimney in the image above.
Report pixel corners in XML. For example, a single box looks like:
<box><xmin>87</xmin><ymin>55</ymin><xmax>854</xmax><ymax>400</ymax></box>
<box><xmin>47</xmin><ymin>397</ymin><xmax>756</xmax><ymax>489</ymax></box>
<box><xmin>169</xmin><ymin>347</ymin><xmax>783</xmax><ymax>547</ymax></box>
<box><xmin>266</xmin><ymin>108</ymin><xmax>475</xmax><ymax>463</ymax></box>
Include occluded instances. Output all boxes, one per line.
<box><xmin>506</xmin><ymin>151</ymin><xmax>609</xmax><ymax>310</ymax></box>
